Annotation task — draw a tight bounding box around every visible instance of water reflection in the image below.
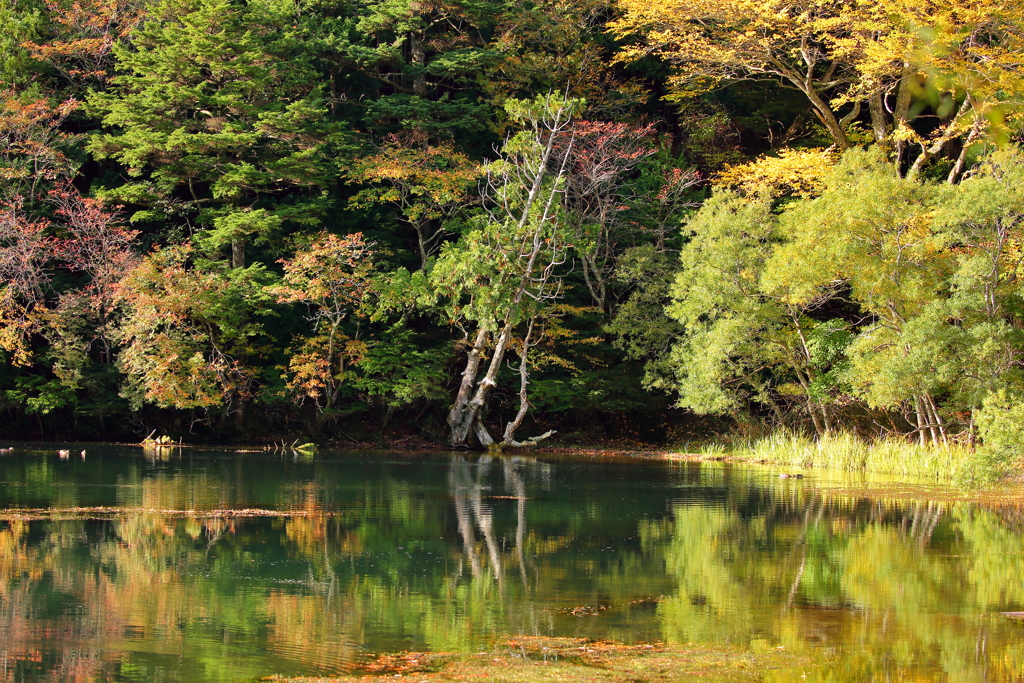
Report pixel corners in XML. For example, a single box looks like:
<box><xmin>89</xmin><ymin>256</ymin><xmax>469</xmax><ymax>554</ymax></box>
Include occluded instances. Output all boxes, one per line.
<box><xmin>646</xmin><ymin>487</ymin><xmax>1024</xmax><ymax>682</ymax></box>
<box><xmin>449</xmin><ymin>455</ymin><xmax>539</xmax><ymax>587</ymax></box>
<box><xmin>0</xmin><ymin>449</ymin><xmax>1023</xmax><ymax>681</ymax></box>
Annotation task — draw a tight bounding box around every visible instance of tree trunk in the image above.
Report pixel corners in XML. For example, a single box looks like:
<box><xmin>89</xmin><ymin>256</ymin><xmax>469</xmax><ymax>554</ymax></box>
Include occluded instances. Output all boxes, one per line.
<box><xmin>500</xmin><ymin>320</ymin><xmax>558</xmax><ymax>448</ymax></box>
<box><xmin>790</xmin><ymin>364</ymin><xmax>824</xmax><ymax>437</ymax></box>
<box><xmin>473</xmin><ymin>419</ymin><xmax>496</xmax><ymax>447</ymax></box>
<box><xmin>789</xmin><ymin>77</ymin><xmax>851</xmax><ymax>149</ymax></box>
<box><xmin>807</xmin><ymin>399</ymin><xmax>824</xmax><ymax>437</ymax></box>
<box><xmin>924</xmin><ymin>393</ymin><xmax>947</xmax><ymax>444</ymax></box>
<box><xmin>447</xmin><ymin>328</ymin><xmax>489</xmax><ymax>445</ymax></box>
<box><xmin>231</xmin><ymin>237</ymin><xmax>245</xmax><ymax>269</ymax></box>
<box><xmin>947</xmin><ymin>114</ymin><xmax>984</xmax><ymax>184</ymax></box>
<box><xmin>502</xmin><ymin>321</ymin><xmax>534</xmax><ymax>446</ymax></box>
<box><xmin>409</xmin><ymin>30</ymin><xmax>426</xmax><ymax>99</ymax></box>
<box><xmin>916</xmin><ymin>393</ymin><xmax>939</xmax><ymax>444</ymax></box>
<box><xmin>924</xmin><ymin>395</ymin><xmax>939</xmax><ymax>445</ymax></box>
<box><xmin>868</xmin><ymin>92</ymin><xmax>888</xmax><ymax>142</ymax></box>
<box><xmin>908</xmin><ymin>97</ymin><xmax>972</xmax><ymax>178</ymax></box>
<box><xmin>784</xmin><ymin>332</ymin><xmax>826</xmax><ymax>437</ymax></box>
<box><xmin>580</xmin><ymin>254</ymin><xmax>606</xmax><ymax>310</ymax></box>
<box><xmin>893</xmin><ymin>62</ymin><xmax>914</xmax><ymax>164</ymax></box>
<box><xmin>449</xmin><ymin>323</ymin><xmax>514</xmax><ymax>447</ymax></box>
<box><xmin>913</xmin><ymin>395</ymin><xmax>926</xmax><ymax>446</ymax></box>
<box><xmin>820</xmin><ymin>404</ymin><xmax>833</xmax><ymax>433</ymax></box>
<box><xmin>414</xmin><ymin>219</ymin><xmax>430</xmax><ymax>270</ymax></box>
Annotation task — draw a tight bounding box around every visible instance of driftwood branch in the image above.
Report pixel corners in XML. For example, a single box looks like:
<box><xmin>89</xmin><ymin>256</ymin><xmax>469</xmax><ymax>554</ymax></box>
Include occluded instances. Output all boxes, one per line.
<box><xmin>501</xmin><ymin>429</ymin><xmax>557</xmax><ymax>449</ymax></box>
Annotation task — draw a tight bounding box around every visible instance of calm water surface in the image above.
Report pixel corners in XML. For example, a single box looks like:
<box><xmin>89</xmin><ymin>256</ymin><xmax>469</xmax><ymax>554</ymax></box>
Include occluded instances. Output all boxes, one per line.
<box><xmin>1</xmin><ymin>444</ymin><xmax>1023</xmax><ymax>682</ymax></box>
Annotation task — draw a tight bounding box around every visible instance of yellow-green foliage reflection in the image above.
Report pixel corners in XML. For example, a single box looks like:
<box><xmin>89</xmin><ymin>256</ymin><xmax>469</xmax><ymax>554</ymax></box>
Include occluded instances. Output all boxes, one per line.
<box><xmin>643</xmin><ymin>487</ymin><xmax>1024</xmax><ymax>682</ymax></box>
<box><xmin>2</xmin><ymin>453</ymin><xmax>1024</xmax><ymax>682</ymax></box>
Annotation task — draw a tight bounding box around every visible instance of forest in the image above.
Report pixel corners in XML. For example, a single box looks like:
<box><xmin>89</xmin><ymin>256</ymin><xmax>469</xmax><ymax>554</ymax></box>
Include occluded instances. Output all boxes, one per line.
<box><xmin>1</xmin><ymin>0</ymin><xmax>1024</xmax><ymax>454</ymax></box>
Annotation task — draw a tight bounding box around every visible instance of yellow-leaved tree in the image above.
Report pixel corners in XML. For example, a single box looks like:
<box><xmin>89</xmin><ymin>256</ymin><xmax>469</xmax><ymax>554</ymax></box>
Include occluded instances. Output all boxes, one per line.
<box><xmin>612</xmin><ymin>0</ymin><xmax>1024</xmax><ymax>177</ymax></box>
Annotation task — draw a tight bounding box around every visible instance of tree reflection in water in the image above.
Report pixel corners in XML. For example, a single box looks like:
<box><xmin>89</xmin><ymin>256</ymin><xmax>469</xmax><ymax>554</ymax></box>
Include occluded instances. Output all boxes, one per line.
<box><xmin>0</xmin><ymin>450</ymin><xmax>1023</xmax><ymax>681</ymax></box>
<box><xmin>449</xmin><ymin>454</ymin><xmax>537</xmax><ymax>588</ymax></box>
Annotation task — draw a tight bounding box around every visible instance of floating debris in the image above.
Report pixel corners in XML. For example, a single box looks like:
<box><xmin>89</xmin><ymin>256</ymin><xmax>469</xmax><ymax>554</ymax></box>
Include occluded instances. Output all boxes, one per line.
<box><xmin>0</xmin><ymin>506</ymin><xmax>338</xmax><ymax>522</ymax></box>
<box><xmin>558</xmin><ymin>604</ymin><xmax>608</xmax><ymax>617</ymax></box>
<box><xmin>142</xmin><ymin>434</ymin><xmax>177</xmax><ymax>446</ymax></box>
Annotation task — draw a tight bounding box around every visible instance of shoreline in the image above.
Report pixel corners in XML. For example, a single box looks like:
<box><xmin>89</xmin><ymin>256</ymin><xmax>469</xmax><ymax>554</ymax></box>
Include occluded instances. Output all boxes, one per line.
<box><xmin>5</xmin><ymin>437</ymin><xmax>1023</xmax><ymax>495</ymax></box>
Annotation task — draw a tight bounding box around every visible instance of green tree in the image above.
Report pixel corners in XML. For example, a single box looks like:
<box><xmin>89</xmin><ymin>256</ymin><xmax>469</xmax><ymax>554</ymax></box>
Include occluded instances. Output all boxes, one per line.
<box><xmin>769</xmin><ymin>150</ymin><xmax>950</xmax><ymax>442</ymax></box>
<box><xmin>929</xmin><ymin>146</ymin><xmax>1024</xmax><ymax>448</ymax></box>
<box><xmin>433</xmin><ymin>93</ymin><xmax>583</xmax><ymax>447</ymax></box>
<box><xmin>661</xmin><ymin>190</ymin><xmax>844</xmax><ymax>434</ymax></box>
<box><xmin>0</xmin><ymin>0</ymin><xmax>46</xmax><ymax>89</ymax></box>
<box><xmin>88</xmin><ymin>0</ymin><xmax>341</xmax><ymax>269</ymax></box>
<box><xmin>322</xmin><ymin>0</ymin><xmax>498</xmax><ymax>139</ymax></box>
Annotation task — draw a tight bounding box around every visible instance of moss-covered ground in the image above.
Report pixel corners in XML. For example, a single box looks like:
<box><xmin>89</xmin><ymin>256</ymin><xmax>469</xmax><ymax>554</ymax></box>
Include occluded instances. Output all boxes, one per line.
<box><xmin>263</xmin><ymin>637</ymin><xmax>807</xmax><ymax>683</ymax></box>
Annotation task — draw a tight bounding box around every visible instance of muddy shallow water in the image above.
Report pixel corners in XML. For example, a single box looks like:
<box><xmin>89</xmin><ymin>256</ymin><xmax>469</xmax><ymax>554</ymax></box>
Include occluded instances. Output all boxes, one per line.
<box><xmin>0</xmin><ymin>444</ymin><xmax>1022</xmax><ymax>681</ymax></box>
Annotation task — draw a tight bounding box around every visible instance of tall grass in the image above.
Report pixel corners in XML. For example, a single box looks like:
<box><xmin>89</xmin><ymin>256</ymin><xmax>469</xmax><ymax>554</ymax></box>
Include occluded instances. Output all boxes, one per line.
<box><xmin>723</xmin><ymin>431</ymin><xmax>997</xmax><ymax>486</ymax></box>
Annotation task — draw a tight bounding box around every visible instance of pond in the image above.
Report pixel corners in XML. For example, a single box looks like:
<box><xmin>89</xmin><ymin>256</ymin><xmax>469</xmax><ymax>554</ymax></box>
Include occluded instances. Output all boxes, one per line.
<box><xmin>0</xmin><ymin>444</ymin><xmax>1023</xmax><ymax>682</ymax></box>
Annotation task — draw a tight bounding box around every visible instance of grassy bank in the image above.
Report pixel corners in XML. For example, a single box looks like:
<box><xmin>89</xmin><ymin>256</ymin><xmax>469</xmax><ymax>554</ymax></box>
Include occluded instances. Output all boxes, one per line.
<box><xmin>262</xmin><ymin>637</ymin><xmax>804</xmax><ymax>683</ymax></box>
<box><xmin>698</xmin><ymin>432</ymin><xmax>1007</xmax><ymax>486</ymax></box>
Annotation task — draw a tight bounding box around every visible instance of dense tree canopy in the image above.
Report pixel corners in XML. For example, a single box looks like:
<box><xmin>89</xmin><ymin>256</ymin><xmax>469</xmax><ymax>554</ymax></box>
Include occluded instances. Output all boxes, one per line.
<box><xmin>1</xmin><ymin>0</ymin><xmax>1024</xmax><ymax>452</ymax></box>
